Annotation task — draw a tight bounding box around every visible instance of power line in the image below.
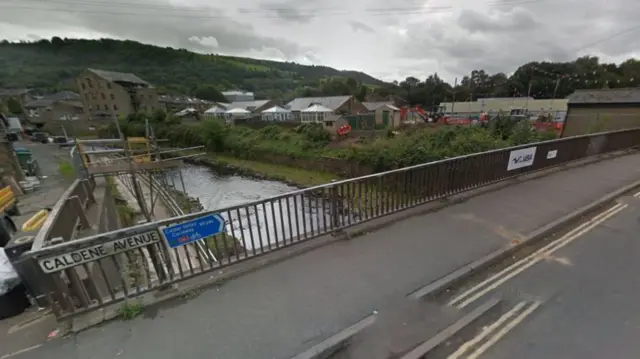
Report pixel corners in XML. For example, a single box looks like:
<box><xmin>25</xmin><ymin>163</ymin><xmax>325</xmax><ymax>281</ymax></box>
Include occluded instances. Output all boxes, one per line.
<box><xmin>570</xmin><ymin>23</ymin><xmax>640</xmax><ymax>53</ymax></box>
<box><xmin>0</xmin><ymin>0</ymin><xmax>545</xmax><ymax>20</ymax></box>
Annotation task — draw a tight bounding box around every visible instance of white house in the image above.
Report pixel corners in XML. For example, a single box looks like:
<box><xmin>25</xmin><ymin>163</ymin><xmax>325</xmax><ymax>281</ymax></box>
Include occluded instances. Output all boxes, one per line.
<box><xmin>300</xmin><ymin>104</ymin><xmax>334</xmax><ymax>123</ymax></box>
<box><xmin>224</xmin><ymin>107</ymin><xmax>251</xmax><ymax>123</ymax></box>
<box><xmin>175</xmin><ymin>107</ymin><xmax>198</xmax><ymax>117</ymax></box>
<box><xmin>204</xmin><ymin>105</ymin><xmax>226</xmax><ymax>120</ymax></box>
<box><xmin>261</xmin><ymin>106</ymin><xmax>292</xmax><ymax>122</ymax></box>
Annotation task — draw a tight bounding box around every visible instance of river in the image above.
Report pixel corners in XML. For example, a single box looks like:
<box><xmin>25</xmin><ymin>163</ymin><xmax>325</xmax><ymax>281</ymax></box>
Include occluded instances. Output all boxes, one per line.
<box><xmin>164</xmin><ymin>164</ymin><xmax>332</xmax><ymax>251</ymax></box>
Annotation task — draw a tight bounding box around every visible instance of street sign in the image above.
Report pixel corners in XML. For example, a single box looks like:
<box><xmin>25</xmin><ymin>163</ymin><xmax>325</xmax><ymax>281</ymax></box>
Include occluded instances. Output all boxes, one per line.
<box><xmin>160</xmin><ymin>214</ymin><xmax>226</xmax><ymax>249</ymax></box>
<box><xmin>39</xmin><ymin>230</ymin><xmax>161</xmax><ymax>273</ymax></box>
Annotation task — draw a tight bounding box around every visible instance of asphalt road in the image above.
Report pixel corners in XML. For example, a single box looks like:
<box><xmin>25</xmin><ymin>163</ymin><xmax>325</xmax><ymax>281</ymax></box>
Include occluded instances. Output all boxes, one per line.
<box><xmin>442</xmin><ymin>192</ymin><xmax>640</xmax><ymax>359</ymax></box>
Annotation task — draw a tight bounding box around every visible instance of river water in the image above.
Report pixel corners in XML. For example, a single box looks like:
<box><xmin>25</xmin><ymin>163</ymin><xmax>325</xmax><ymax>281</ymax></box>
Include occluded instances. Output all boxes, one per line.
<box><xmin>164</xmin><ymin>164</ymin><xmax>332</xmax><ymax>250</ymax></box>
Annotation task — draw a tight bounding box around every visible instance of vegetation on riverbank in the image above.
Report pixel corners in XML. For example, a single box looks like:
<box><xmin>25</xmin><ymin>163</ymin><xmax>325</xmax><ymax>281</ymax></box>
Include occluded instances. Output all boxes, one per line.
<box><xmin>164</xmin><ymin>177</ymin><xmax>247</xmax><ymax>259</ymax></box>
<box><xmin>103</xmin><ymin>113</ymin><xmax>557</xmax><ymax>175</ymax></box>
<box><xmin>105</xmin><ymin>176</ymin><xmax>148</xmax><ymax>290</ymax></box>
<box><xmin>194</xmin><ymin>154</ymin><xmax>339</xmax><ymax>187</ymax></box>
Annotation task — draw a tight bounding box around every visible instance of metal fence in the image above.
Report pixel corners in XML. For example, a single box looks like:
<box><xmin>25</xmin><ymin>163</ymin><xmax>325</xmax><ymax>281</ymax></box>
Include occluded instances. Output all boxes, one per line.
<box><xmin>22</xmin><ymin>128</ymin><xmax>640</xmax><ymax>318</ymax></box>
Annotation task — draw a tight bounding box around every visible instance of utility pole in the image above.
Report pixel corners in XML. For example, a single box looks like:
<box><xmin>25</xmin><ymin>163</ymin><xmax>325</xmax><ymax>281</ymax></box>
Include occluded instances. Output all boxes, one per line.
<box><xmin>451</xmin><ymin>77</ymin><xmax>458</xmax><ymax>114</ymax></box>
<box><xmin>525</xmin><ymin>81</ymin><xmax>532</xmax><ymax>110</ymax></box>
<box><xmin>552</xmin><ymin>78</ymin><xmax>561</xmax><ymax>99</ymax></box>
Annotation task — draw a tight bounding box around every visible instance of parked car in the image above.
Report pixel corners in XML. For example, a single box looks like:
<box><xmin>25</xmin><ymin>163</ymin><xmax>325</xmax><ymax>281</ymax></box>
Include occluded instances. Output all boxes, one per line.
<box><xmin>31</xmin><ymin>132</ymin><xmax>49</xmax><ymax>144</ymax></box>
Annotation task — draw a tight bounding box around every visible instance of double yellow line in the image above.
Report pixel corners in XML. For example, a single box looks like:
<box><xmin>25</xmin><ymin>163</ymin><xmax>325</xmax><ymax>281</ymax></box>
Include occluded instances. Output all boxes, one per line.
<box><xmin>448</xmin><ymin>201</ymin><xmax>628</xmax><ymax>309</ymax></box>
<box><xmin>447</xmin><ymin>300</ymin><xmax>542</xmax><ymax>359</ymax></box>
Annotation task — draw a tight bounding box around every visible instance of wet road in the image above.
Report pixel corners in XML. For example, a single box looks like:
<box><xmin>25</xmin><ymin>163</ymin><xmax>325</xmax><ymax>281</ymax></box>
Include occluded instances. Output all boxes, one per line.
<box><xmin>440</xmin><ymin>192</ymin><xmax>640</xmax><ymax>359</ymax></box>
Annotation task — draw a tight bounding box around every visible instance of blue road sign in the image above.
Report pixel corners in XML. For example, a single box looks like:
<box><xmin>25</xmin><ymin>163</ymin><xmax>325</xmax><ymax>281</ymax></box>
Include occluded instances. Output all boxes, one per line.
<box><xmin>160</xmin><ymin>214</ymin><xmax>226</xmax><ymax>248</ymax></box>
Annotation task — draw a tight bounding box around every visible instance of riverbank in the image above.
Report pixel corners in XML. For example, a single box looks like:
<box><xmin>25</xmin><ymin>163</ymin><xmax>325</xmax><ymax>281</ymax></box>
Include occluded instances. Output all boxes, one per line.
<box><xmin>186</xmin><ymin>153</ymin><xmax>340</xmax><ymax>188</ymax></box>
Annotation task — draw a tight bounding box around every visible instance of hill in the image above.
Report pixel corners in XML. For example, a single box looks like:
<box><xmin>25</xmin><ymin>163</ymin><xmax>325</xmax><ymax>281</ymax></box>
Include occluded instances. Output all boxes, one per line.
<box><xmin>0</xmin><ymin>37</ymin><xmax>386</xmax><ymax>99</ymax></box>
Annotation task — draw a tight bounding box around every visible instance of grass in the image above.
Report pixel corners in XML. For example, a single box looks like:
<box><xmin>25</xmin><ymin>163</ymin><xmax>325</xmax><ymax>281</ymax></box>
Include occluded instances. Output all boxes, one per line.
<box><xmin>58</xmin><ymin>160</ymin><xmax>75</xmax><ymax>179</ymax></box>
<box><xmin>118</xmin><ymin>301</ymin><xmax>143</xmax><ymax>320</ymax></box>
<box><xmin>106</xmin><ymin>176</ymin><xmax>137</xmax><ymax>226</ymax></box>
<box><xmin>206</xmin><ymin>234</ymin><xmax>245</xmax><ymax>260</ymax></box>
<box><xmin>211</xmin><ymin>154</ymin><xmax>339</xmax><ymax>187</ymax></box>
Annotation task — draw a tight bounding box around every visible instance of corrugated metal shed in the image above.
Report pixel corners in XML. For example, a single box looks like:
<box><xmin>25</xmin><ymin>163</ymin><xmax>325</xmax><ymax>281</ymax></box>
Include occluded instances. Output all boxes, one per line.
<box><xmin>440</xmin><ymin>98</ymin><xmax>568</xmax><ymax>113</ymax></box>
<box><xmin>567</xmin><ymin>88</ymin><xmax>640</xmax><ymax>104</ymax></box>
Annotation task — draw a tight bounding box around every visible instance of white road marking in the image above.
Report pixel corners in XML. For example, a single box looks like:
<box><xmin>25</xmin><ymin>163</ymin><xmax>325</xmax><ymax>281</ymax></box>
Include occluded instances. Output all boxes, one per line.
<box><xmin>633</xmin><ymin>190</ymin><xmax>640</xmax><ymax>198</ymax></box>
<box><xmin>449</xmin><ymin>203</ymin><xmax>626</xmax><ymax>308</ymax></box>
<box><xmin>0</xmin><ymin>345</ymin><xmax>42</xmax><ymax>359</ymax></box>
<box><xmin>446</xmin><ymin>301</ymin><xmax>527</xmax><ymax>359</ymax></box>
<box><xmin>466</xmin><ymin>301</ymin><xmax>542</xmax><ymax>359</ymax></box>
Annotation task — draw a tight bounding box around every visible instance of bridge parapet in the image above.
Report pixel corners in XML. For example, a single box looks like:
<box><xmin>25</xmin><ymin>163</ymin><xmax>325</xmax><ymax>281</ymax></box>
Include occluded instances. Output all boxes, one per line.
<box><xmin>20</xmin><ymin>128</ymin><xmax>640</xmax><ymax>318</ymax></box>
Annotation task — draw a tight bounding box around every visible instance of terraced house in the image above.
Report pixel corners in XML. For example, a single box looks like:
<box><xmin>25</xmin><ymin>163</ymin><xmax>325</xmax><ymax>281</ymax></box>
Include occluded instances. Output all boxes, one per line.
<box><xmin>23</xmin><ymin>91</ymin><xmax>86</xmax><ymax>132</ymax></box>
<box><xmin>76</xmin><ymin>69</ymin><xmax>159</xmax><ymax>120</ymax></box>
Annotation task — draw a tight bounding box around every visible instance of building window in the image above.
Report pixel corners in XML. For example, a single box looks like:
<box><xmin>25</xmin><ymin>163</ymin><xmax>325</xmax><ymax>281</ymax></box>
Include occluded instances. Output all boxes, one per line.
<box><xmin>86</xmin><ymin>78</ymin><xmax>93</xmax><ymax>88</ymax></box>
<box><xmin>104</xmin><ymin>105</ymin><xmax>108</xmax><ymax>111</ymax></box>
<box><xmin>101</xmin><ymin>93</ymin><xmax>106</xmax><ymax>100</ymax></box>
<box><xmin>113</xmin><ymin>104</ymin><xmax>118</xmax><ymax>111</ymax></box>
<box><xmin>107</xmin><ymin>83</ymin><xmax>112</xmax><ymax>89</ymax></box>
<box><xmin>110</xmin><ymin>94</ymin><xmax>115</xmax><ymax>100</ymax></box>
<box><xmin>81</xmin><ymin>83</ymin><xmax>86</xmax><ymax>90</ymax></box>
<box><xmin>91</xmin><ymin>93</ymin><xmax>96</xmax><ymax>100</ymax></box>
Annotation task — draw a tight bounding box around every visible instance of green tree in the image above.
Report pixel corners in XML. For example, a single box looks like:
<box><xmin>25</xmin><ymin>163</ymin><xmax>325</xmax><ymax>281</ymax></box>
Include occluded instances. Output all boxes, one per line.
<box><xmin>194</xmin><ymin>85</ymin><xmax>227</xmax><ymax>102</ymax></box>
<box><xmin>6</xmin><ymin>97</ymin><xmax>22</xmax><ymax>114</ymax></box>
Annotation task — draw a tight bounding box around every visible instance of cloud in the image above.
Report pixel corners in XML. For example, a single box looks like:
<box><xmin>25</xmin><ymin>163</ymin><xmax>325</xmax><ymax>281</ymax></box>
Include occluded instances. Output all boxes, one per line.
<box><xmin>188</xmin><ymin>36</ymin><xmax>219</xmax><ymax>49</ymax></box>
<box><xmin>0</xmin><ymin>0</ymin><xmax>310</xmax><ymax>60</ymax></box>
<box><xmin>349</xmin><ymin>21</ymin><xmax>375</xmax><ymax>33</ymax></box>
<box><xmin>395</xmin><ymin>0</ymin><xmax>640</xmax><ymax>79</ymax></box>
<box><xmin>256</xmin><ymin>0</ymin><xmax>314</xmax><ymax>23</ymax></box>
<box><xmin>0</xmin><ymin>0</ymin><xmax>639</xmax><ymax>83</ymax></box>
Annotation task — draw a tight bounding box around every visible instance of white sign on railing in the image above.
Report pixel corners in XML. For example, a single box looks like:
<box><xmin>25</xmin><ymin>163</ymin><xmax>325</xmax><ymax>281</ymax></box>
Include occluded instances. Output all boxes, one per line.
<box><xmin>507</xmin><ymin>147</ymin><xmax>537</xmax><ymax>171</ymax></box>
<box><xmin>38</xmin><ymin>230</ymin><xmax>160</xmax><ymax>273</ymax></box>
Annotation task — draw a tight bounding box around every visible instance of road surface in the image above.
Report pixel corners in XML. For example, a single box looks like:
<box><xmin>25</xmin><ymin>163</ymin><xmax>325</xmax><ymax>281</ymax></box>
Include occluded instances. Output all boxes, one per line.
<box><xmin>440</xmin><ymin>191</ymin><xmax>640</xmax><ymax>359</ymax></box>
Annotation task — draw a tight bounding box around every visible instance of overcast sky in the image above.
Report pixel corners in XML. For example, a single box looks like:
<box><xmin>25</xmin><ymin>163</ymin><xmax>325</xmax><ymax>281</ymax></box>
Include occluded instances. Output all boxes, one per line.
<box><xmin>1</xmin><ymin>0</ymin><xmax>639</xmax><ymax>83</ymax></box>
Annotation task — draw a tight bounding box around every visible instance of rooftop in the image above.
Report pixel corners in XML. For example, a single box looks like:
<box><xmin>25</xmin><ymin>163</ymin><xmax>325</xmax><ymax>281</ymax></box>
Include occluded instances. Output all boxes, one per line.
<box><xmin>159</xmin><ymin>95</ymin><xmax>211</xmax><ymax>104</ymax></box>
<box><xmin>228</xmin><ymin>100</ymin><xmax>270</xmax><ymax>111</ymax></box>
<box><xmin>302</xmin><ymin>104</ymin><xmax>334</xmax><ymax>113</ymax></box>
<box><xmin>0</xmin><ymin>88</ymin><xmax>30</xmax><ymax>97</ymax></box>
<box><xmin>567</xmin><ymin>88</ymin><xmax>640</xmax><ymax>104</ymax></box>
<box><xmin>286</xmin><ymin>96</ymin><xmax>351</xmax><ymax>111</ymax></box>
<box><xmin>25</xmin><ymin>91</ymin><xmax>81</xmax><ymax>108</ymax></box>
<box><xmin>362</xmin><ymin>101</ymin><xmax>396</xmax><ymax>111</ymax></box>
<box><xmin>262</xmin><ymin>105</ymin><xmax>291</xmax><ymax>113</ymax></box>
<box><xmin>87</xmin><ymin>68</ymin><xmax>150</xmax><ymax>86</ymax></box>
<box><xmin>222</xmin><ymin>90</ymin><xmax>254</xmax><ymax>96</ymax></box>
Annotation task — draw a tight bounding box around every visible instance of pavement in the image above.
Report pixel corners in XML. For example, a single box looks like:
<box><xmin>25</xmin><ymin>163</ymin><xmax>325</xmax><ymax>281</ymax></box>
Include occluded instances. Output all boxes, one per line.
<box><xmin>5</xmin><ymin>152</ymin><xmax>640</xmax><ymax>359</ymax></box>
<box><xmin>1</xmin><ymin>141</ymin><xmax>74</xmax><ymax>359</ymax></box>
<box><xmin>10</xmin><ymin>141</ymin><xmax>74</xmax><ymax>229</ymax></box>
<box><xmin>433</xmin><ymin>191</ymin><xmax>640</xmax><ymax>359</ymax></box>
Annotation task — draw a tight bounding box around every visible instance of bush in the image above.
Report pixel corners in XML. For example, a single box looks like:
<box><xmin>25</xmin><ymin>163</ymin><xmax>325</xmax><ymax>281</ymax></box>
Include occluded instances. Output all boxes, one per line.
<box><xmin>109</xmin><ymin>111</ymin><xmax>559</xmax><ymax>174</ymax></box>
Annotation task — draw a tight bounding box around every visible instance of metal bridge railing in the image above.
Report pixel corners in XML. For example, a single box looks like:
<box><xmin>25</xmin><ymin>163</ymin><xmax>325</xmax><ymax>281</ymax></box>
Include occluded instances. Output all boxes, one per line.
<box><xmin>22</xmin><ymin>128</ymin><xmax>640</xmax><ymax>318</ymax></box>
